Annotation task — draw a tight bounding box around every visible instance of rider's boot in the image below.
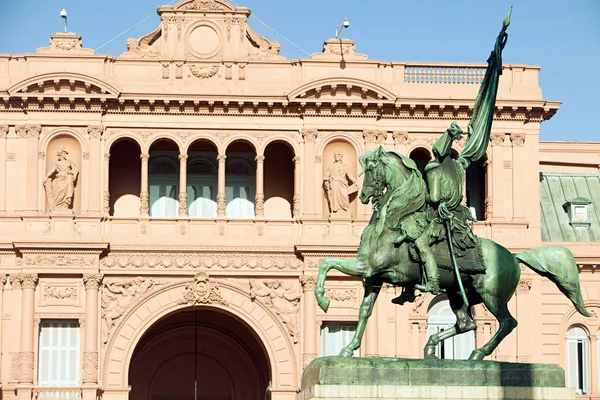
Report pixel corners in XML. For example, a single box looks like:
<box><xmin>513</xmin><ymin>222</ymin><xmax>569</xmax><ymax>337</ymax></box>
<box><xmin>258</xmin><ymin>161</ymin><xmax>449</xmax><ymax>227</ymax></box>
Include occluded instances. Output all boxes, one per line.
<box><xmin>414</xmin><ymin>251</ymin><xmax>442</xmax><ymax>295</ymax></box>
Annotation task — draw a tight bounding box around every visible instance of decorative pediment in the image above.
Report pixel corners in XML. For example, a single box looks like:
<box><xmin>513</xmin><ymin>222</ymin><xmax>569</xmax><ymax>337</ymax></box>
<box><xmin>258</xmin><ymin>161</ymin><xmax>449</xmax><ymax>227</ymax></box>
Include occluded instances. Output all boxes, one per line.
<box><xmin>287</xmin><ymin>78</ymin><xmax>397</xmax><ymax>103</ymax></box>
<box><xmin>36</xmin><ymin>32</ymin><xmax>95</xmax><ymax>55</ymax></box>
<box><xmin>311</xmin><ymin>39</ymin><xmax>367</xmax><ymax>60</ymax></box>
<box><xmin>120</xmin><ymin>0</ymin><xmax>283</xmax><ymax>62</ymax></box>
<box><xmin>7</xmin><ymin>72</ymin><xmax>120</xmax><ymax>99</ymax></box>
<box><xmin>174</xmin><ymin>0</ymin><xmax>236</xmax><ymax>11</ymax></box>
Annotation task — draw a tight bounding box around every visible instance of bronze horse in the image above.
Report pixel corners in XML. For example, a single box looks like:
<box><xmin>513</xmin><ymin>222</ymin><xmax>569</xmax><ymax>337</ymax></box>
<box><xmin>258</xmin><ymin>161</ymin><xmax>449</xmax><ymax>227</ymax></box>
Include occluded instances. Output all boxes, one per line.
<box><xmin>314</xmin><ymin>146</ymin><xmax>591</xmax><ymax>360</ymax></box>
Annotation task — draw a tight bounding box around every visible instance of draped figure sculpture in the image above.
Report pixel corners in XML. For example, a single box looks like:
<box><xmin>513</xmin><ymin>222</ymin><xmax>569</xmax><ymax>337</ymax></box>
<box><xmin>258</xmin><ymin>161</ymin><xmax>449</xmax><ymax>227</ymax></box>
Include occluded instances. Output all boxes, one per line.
<box><xmin>323</xmin><ymin>153</ymin><xmax>358</xmax><ymax>216</ymax></box>
<box><xmin>44</xmin><ymin>147</ymin><xmax>79</xmax><ymax>211</ymax></box>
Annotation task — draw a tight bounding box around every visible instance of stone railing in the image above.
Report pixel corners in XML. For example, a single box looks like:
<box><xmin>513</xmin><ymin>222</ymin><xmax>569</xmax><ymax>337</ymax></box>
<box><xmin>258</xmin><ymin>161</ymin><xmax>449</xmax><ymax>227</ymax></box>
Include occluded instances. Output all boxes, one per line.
<box><xmin>33</xmin><ymin>388</ymin><xmax>82</xmax><ymax>400</ymax></box>
<box><xmin>404</xmin><ymin>64</ymin><xmax>487</xmax><ymax>84</ymax></box>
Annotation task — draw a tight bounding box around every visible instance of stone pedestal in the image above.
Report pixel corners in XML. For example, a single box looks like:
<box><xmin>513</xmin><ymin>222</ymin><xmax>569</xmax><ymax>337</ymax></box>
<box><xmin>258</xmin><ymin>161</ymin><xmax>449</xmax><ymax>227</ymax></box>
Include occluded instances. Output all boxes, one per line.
<box><xmin>298</xmin><ymin>357</ymin><xmax>575</xmax><ymax>400</ymax></box>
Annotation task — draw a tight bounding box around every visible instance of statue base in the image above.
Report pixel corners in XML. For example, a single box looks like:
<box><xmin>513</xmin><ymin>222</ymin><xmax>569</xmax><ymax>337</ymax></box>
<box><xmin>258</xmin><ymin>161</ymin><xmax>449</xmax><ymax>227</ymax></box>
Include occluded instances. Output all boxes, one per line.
<box><xmin>299</xmin><ymin>357</ymin><xmax>575</xmax><ymax>400</ymax></box>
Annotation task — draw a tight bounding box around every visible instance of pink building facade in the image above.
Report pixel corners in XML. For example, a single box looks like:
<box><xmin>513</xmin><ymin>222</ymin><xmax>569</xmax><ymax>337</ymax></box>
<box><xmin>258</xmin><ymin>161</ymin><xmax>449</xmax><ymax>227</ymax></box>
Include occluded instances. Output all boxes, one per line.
<box><xmin>0</xmin><ymin>0</ymin><xmax>598</xmax><ymax>399</ymax></box>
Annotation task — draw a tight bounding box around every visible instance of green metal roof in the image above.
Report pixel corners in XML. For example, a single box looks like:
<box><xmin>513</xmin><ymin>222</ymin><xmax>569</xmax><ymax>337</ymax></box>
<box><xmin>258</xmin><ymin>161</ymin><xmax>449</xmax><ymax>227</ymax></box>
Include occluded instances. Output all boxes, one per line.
<box><xmin>540</xmin><ymin>172</ymin><xmax>600</xmax><ymax>242</ymax></box>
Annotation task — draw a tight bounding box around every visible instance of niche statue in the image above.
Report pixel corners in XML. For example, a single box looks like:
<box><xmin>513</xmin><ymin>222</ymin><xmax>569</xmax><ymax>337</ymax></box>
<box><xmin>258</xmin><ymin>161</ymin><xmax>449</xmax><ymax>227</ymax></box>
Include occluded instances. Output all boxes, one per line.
<box><xmin>323</xmin><ymin>153</ymin><xmax>358</xmax><ymax>216</ymax></box>
<box><xmin>44</xmin><ymin>147</ymin><xmax>79</xmax><ymax>211</ymax></box>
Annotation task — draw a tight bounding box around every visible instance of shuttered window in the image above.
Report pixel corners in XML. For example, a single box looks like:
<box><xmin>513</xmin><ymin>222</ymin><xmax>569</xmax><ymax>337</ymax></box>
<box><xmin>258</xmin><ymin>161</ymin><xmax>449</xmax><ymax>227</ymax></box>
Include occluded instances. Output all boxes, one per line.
<box><xmin>426</xmin><ymin>298</ymin><xmax>474</xmax><ymax>360</ymax></box>
<box><xmin>38</xmin><ymin>320</ymin><xmax>80</xmax><ymax>386</ymax></box>
<box><xmin>567</xmin><ymin>326</ymin><xmax>589</xmax><ymax>395</ymax></box>
<box><xmin>320</xmin><ymin>322</ymin><xmax>358</xmax><ymax>357</ymax></box>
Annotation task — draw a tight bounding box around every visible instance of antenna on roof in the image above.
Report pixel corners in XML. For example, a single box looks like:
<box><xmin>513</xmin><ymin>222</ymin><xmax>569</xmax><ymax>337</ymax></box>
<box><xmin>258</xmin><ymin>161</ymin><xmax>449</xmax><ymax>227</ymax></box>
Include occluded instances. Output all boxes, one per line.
<box><xmin>60</xmin><ymin>9</ymin><xmax>68</xmax><ymax>33</ymax></box>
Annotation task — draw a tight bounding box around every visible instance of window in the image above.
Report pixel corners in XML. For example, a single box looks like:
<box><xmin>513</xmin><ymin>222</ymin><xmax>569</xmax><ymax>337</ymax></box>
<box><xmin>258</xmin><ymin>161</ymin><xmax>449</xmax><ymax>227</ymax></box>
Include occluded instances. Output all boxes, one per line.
<box><xmin>38</xmin><ymin>320</ymin><xmax>80</xmax><ymax>386</ymax></box>
<box><xmin>149</xmin><ymin>182</ymin><xmax>178</xmax><ymax>217</ymax></box>
<box><xmin>187</xmin><ymin>184</ymin><xmax>217</xmax><ymax>218</ymax></box>
<box><xmin>426</xmin><ymin>299</ymin><xmax>474</xmax><ymax>360</ymax></box>
<box><xmin>226</xmin><ymin>184</ymin><xmax>254</xmax><ymax>218</ymax></box>
<box><xmin>320</xmin><ymin>322</ymin><xmax>358</xmax><ymax>357</ymax></box>
<box><xmin>567</xmin><ymin>326</ymin><xmax>589</xmax><ymax>395</ymax></box>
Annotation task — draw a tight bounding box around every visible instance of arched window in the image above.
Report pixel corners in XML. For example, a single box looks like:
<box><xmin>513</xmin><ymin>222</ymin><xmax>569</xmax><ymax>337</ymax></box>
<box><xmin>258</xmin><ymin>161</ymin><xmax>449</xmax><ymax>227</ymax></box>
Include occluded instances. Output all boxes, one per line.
<box><xmin>567</xmin><ymin>326</ymin><xmax>589</xmax><ymax>394</ymax></box>
<box><xmin>426</xmin><ymin>298</ymin><xmax>474</xmax><ymax>360</ymax></box>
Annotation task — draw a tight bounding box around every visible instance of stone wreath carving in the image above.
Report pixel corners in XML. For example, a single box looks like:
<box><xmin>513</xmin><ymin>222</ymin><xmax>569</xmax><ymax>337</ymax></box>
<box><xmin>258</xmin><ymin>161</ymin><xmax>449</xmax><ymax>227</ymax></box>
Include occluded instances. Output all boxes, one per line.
<box><xmin>178</xmin><ymin>272</ymin><xmax>228</xmax><ymax>306</ymax></box>
<box><xmin>189</xmin><ymin>65</ymin><xmax>219</xmax><ymax>79</ymax></box>
<box><xmin>249</xmin><ymin>279</ymin><xmax>301</xmax><ymax>343</ymax></box>
<box><xmin>101</xmin><ymin>277</ymin><xmax>167</xmax><ymax>343</ymax></box>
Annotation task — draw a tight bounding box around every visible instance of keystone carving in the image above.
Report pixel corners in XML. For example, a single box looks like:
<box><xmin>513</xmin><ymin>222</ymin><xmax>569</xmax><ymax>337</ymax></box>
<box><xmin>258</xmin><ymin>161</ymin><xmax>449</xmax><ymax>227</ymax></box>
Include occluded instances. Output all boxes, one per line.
<box><xmin>250</xmin><ymin>279</ymin><xmax>301</xmax><ymax>343</ymax></box>
<box><xmin>178</xmin><ymin>272</ymin><xmax>228</xmax><ymax>306</ymax></box>
<box><xmin>101</xmin><ymin>277</ymin><xmax>167</xmax><ymax>343</ymax></box>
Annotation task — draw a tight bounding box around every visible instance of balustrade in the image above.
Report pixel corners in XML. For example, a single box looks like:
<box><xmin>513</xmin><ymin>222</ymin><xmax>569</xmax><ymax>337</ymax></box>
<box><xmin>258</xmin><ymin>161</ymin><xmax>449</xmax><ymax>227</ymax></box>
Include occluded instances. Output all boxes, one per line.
<box><xmin>404</xmin><ymin>64</ymin><xmax>487</xmax><ymax>84</ymax></box>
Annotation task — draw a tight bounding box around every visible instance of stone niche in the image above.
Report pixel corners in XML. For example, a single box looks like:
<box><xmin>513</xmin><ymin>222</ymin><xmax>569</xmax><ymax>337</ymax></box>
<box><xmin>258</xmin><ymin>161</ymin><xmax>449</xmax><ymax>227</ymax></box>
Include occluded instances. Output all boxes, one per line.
<box><xmin>322</xmin><ymin>140</ymin><xmax>358</xmax><ymax>219</ymax></box>
<box><xmin>44</xmin><ymin>135</ymin><xmax>81</xmax><ymax>215</ymax></box>
<box><xmin>121</xmin><ymin>0</ymin><xmax>285</xmax><ymax>64</ymax></box>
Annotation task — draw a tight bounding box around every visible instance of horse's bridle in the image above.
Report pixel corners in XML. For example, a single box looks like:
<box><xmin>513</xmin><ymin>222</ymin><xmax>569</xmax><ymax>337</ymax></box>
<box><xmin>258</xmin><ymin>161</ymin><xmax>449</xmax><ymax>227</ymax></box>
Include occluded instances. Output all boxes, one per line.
<box><xmin>366</xmin><ymin>163</ymin><xmax>387</xmax><ymax>213</ymax></box>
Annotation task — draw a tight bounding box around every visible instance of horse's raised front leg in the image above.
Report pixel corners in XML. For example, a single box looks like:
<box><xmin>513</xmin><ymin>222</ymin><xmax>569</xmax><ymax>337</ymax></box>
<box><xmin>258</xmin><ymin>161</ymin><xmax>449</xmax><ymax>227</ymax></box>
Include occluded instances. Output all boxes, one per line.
<box><xmin>338</xmin><ymin>278</ymin><xmax>381</xmax><ymax>357</ymax></box>
<box><xmin>315</xmin><ymin>257</ymin><xmax>363</xmax><ymax>312</ymax></box>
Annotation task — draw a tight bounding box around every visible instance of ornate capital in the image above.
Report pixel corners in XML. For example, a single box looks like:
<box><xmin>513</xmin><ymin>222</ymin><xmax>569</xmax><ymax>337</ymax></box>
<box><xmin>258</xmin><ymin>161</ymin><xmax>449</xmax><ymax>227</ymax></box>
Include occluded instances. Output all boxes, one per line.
<box><xmin>82</xmin><ymin>352</ymin><xmax>98</xmax><ymax>384</ymax></box>
<box><xmin>517</xmin><ymin>278</ymin><xmax>532</xmax><ymax>293</ymax></box>
<box><xmin>292</xmin><ymin>156</ymin><xmax>300</xmax><ymax>164</ymax></box>
<box><xmin>140</xmin><ymin>153</ymin><xmax>150</xmax><ymax>161</ymax></box>
<box><xmin>300</xmin><ymin>276</ymin><xmax>316</xmax><ymax>291</ymax></box>
<box><xmin>375</xmin><ymin>130</ymin><xmax>387</xmax><ymax>144</ymax></box>
<box><xmin>18</xmin><ymin>273</ymin><xmax>38</xmax><ymax>289</ymax></box>
<box><xmin>26</xmin><ymin>125</ymin><xmax>41</xmax><ymax>138</ymax></box>
<box><xmin>0</xmin><ymin>275</ymin><xmax>7</xmax><ymax>287</ymax></box>
<box><xmin>255</xmin><ymin>155</ymin><xmax>265</xmax><ymax>163</ymax></box>
<box><xmin>510</xmin><ymin>133</ymin><xmax>526</xmax><ymax>146</ymax></box>
<box><xmin>38</xmin><ymin>151</ymin><xmax>45</xmax><ymax>160</ymax></box>
<box><xmin>362</xmin><ymin>129</ymin><xmax>377</xmax><ymax>144</ymax></box>
<box><xmin>392</xmin><ymin>131</ymin><xmax>410</xmax><ymax>145</ymax></box>
<box><xmin>15</xmin><ymin>125</ymin><xmax>27</xmax><ymax>138</ymax></box>
<box><xmin>178</xmin><ymin>154</ymin><xmax>188</xmax><ymax>162</ymax></box>
<box><xmin>83</xmin><ymin>274</ymin><xmax>103</xmax><ymax>290</ymax></box>
<box><xmin>490</xmin><ymin>132</ymin><xmax>505</xmax><ymax>146</ymax></box>
<box><xmin>301</xmin><ymin>129</ymin><xmax>318</xmax><ymax>143</ymax></box>
<box><xmin>86</xmin><ymin>125</ymin><xmax>105</xmax><ymax>139</ymax></box>
<box><xmin>0</xmin><ymin>125</ymin><xmax>8</xmax><ymax>137</ymax></box>
<box><xmin>217</xmin><ymin>154</ymin><xmax>227</xmax><ymax>162</ymax></box>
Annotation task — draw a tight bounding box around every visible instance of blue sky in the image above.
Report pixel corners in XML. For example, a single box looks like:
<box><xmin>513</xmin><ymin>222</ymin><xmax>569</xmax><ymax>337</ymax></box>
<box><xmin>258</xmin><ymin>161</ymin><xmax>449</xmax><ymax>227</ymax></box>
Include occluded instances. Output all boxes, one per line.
<box><xmin>0</xmin><ymin>0</ymin><xmax>598</xmax><ymax>142</ymax></box>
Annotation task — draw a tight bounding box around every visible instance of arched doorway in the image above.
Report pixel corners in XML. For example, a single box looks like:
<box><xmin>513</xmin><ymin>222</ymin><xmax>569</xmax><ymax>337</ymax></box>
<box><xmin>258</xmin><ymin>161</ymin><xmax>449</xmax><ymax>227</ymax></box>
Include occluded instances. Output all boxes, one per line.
<box><xmin>129</xmin><ymin>307</ymin><xmax>271</xmax><ymax>400</ymax></box>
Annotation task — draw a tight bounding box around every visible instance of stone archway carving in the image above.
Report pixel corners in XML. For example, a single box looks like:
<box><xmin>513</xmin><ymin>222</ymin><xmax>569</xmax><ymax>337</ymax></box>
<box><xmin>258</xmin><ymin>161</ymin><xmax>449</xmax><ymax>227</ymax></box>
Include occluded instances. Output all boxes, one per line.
<box><xmin>102</xmin><ymin>274</ymin><xmax>298</xmax><ymax>394</ymax></box>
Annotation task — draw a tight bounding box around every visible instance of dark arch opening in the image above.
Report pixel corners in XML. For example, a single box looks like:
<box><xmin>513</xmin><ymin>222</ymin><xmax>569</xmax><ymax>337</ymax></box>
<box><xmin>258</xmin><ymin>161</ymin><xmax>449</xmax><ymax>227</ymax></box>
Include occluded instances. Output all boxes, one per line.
<box><xmin>409</xmin><ymin>147</ymin><xmax>432</xmax><ymax>176</ymax></box>
<box><xmin>109</xmin><ymin>139</ymin><xmax>141</xmax><ymax>216</ymax></box>
<box><xmin>129</xmin><ymin>307</ymin><xmax>271</xmax><ymax>400</ymax></box>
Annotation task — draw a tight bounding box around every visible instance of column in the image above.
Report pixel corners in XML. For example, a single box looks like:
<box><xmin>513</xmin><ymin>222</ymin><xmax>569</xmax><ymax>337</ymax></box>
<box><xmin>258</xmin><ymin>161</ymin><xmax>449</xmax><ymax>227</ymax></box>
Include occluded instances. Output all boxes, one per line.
<box><xmin>140</xmin><ymin>153</ymin><xmax>150</xmax><ymax>216</ymax></box>
<box><xmin>510</xmin><ymin>133</ymin><xmax>527</xmax><ymax>222</ymax></box>
<box><xmin>292</xmin><ymin>156</ymin><xmax>301</xmax><ymax>218</ymax></box>
<box><xmin>25</xmin><ymin>125</ymin><xmax>41</xmax><ymax>212</ymax></box>
<box><xmin>300</xmin><ymin>276</ymin><xmax>317</xmax><ymax>369</ymax></box>
<box><xmin>82</xmin><ymin>274</ymin><xmax>102</xmax><ymax>385</ymax></box>
<box><xmin>0</xmin><ymin>276</ymin><xmax>6</xmax><ymax>379</ymax></box>
<box><xmin>254</xmin><ymin>155</ymin><xmax>265</xmax><ymax>217</ymax></box>
<box><xmin>216</xmin><ymin>154</ymin><xmax>227</xmax><ymax>217</ymax></box>
<box><xmin>0</xmin><ymin>126</ymin><xmax>8</xmax><ymax>213</ymax></box>
<box><xmin>362</xmin><ymin>130</ymin><xmax>377</xmax><ymax>152</ymax></box>
<box><xmin>300</xmin><ymin>130</ymin><xmax>317</xmax><ymax>217</ymax></box>
<box><xmin>86</xmin><ymin>126</ymin><xmax>104</xmax><ymax>215</ymax></box>
<box><xmin>178</xmin><ymin>154</ymin><xmax>188</xmax><ymax>217</ymax></box>
<box><xmin>103</xmin><ymin>152</ymin><xmax>111</xmax><ymax>216</ymax></box>
<box><xmin>18</xmin><ymin>273</ymin><xmax>38</xmax><ymax>384</ymax></box>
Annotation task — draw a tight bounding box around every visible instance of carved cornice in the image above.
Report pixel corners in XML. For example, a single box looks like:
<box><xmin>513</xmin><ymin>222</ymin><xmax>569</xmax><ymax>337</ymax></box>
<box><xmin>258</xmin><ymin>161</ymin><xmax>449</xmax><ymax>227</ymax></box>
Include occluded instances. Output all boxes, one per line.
<box><xmin>100</xmin><ymin>252</ymin><xmax>303</xmax><ymax>270</ymax></box>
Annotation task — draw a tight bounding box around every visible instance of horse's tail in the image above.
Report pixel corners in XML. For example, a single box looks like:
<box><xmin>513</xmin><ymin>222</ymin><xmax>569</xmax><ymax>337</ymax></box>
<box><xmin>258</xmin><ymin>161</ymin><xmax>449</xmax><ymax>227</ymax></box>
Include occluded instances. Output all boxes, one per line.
<box><xmin>516</xmin><ymin>246</ymin><xmax>592</xmax><ymax>317</ymax></box>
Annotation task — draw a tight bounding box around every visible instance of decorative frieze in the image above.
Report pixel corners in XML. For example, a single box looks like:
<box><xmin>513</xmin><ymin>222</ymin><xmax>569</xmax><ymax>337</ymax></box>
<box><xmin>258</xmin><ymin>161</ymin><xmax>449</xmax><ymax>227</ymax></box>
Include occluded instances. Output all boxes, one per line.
<box><xmin>16</xmin><ymin>254</ymin><xmax>96</xmax><ymax>268</ymax></box>
<box><xmin>43</xmin><ymin>285</ymin><xmax>78</xmax><ymax>300</ymax></box>
<box><xmin>250</xmin><ymin>279</ymin><xmax>301</xmax><ymax>343</ymax></box>
<box><xmin>325</xmin><ymin>288</ymin><xmax>357</xmax><ymax>302</ymax></box>
<box><xmin>178</xmin><ymin>272</ymin><xmax>228</xmax><ymax>306</ymax></box>
<box><xmin>100</xmin><ymin>252</ymin><xmax>303</xmax><ymax>270</ymax></box>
